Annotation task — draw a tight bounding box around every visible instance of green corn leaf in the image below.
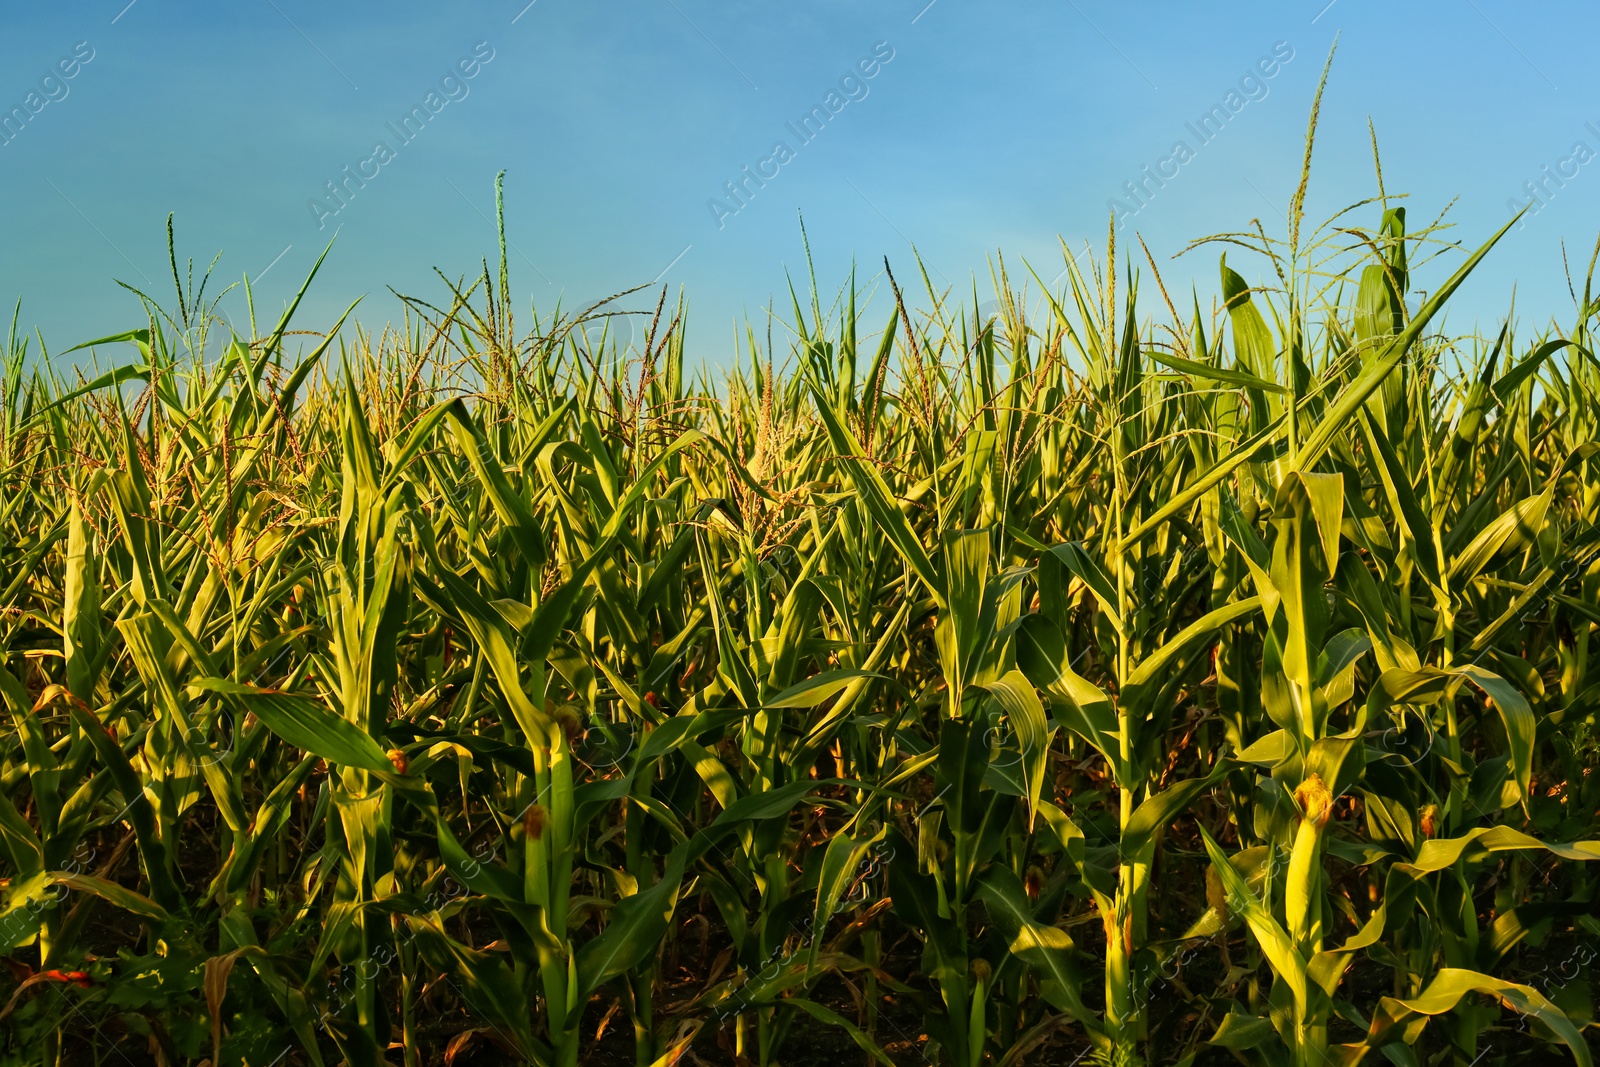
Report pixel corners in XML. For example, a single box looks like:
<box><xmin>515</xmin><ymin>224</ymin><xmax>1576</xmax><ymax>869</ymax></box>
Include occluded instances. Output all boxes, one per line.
<box><xmin>1146</xmin><ymin>349</ymin><xmax>1290</xmax><ymax>395</ymax></box>
<box><xmin>1293</xmin><ymin>212</ymin><xmax>1523</xmax><ymax>471</ymax></box>
<box><xmin>788</xmin><ymin>998</ymin><xmax>898</xmax><ymax>1067</ymax></box>
<box><xmin>1198</xmin><ymin>825</ymin><xmax>1309</xmax><ymax>1015</ymax></box>
<box><xmin>811</xmin><ymin>387</ymin><xmax>943</xmax><ymax>602</ymax></box>
<box><xmin>1447</xmin><ymin>487</ymin><xmax>1552</xmax><ymax>584</ymax></box>
<box><xmin>1220</xmin><ymin>260</ymin><xmax>1281</xmax><ymax>396</ymax></box>
<box><xmin>1366</xmin><ymin>664</ymin><xmax>1534</xmax><ymax>804</ymax></box>
<box><xmin>1361</xmin><ymin>968</ymin><xmax>1591</xmax><ymax>1067</ymax></box>
<box><xmin>1123</xmin><ymin>764</ymin><xmax>1227</xmax><ymax>861</ymax></box>
<box><xmin>1044</xmin><ymin>542</ymin><xmax>1123</xmax><ymax>636</ymax></box>
<box><xmin>1358</xmin><ymin>415</ymin><xmax>1441</xmax><ymax>589</ymax></box>
<box><xmin>0</xmin><ymin>872</ymin><xmax>51</xmax><ymax>951</ymax></box>
<box><xmin>192</xmin><ymin>678</ymin><xmax>394</xmax><ymax>774</ymax></box>
<box><xmin>886</xmin><ymin>830</ymin><xmax>968</xmax><ymax>984</ymax></box>
<box><xmin>1492</xmin><ymin>339</ymin><xmax>1582</xmax><ymax>404</ymax></box>
<box><xmin>1122</xmin><ymin>414</ymin><xmax>1287</xmax><ymax>546</ymax></box>
<box><xmin>51</xmin><ymin>871</ymin><xmax>170</xmax><ymax>922</ymax></box>
<box><xmin>1401</xmin><ymin>825</ymin><xmax>1600</xmax><ymax>873</ymax></box>
<box><xmin>0</xmin><ymin>794</ymin><xmax>43</xmax><ymax>883</ymax></box>
<box><xmin>976</xmin><ymin>865</ymin><xmax>1100</xmax><ymax>1033</ymax></box>
<box><xmin>65</xmin><ymin>702</ymin><xmax>183</xmax><ymax>914</ymax></box>
<box><xmin>222</xmin><ymin>754</ymin><xmax>319</xmax><ymax>897</ymax></box>
<box><xmin>980</xmin><ymin>669</ymin><xmax>1054</xmax><ymax>829</ymax></box>
<box><xmin>574</xmin><ymin>852</ymin><xmax>688</xmax><ymax>999</ymax></box>
<box><xmin>1208</xmin><ymin>1011</ymin><xmax>1279</xmax><ymax>1052</ymax></box>
<box><xmin>1237</xmin><ymin>729</ymin><xmax>1295</xmax><ymax>766</ymax></box>
<box><xmin>808</xmin><ymin>827</ymin><xmax>884</xmax><ymax>970</ymax></box>
<box><xmin>935</xmin><ymin>528</ymin><xmax>991</xmax><ymax>700</ymax></box>
<box><xmin>444</xmin><ymin>398</ymin><xmax>556</xmax><ymax>569</ymax></box>
<box><xmin>1017</xmin><ymin>615</ymin><xmax>1125</xmax><ymax>784</ymax></box>
<box><xmin>764</xmin><ymin>669</ymin><xmax>887</xmax><ymax>708</ymax></box>
<box><xmin>402</xmin><ymin>914</ymin><xmax>543</xmax><ymax>1060</ymax></box>
<box><xmin>1121</xmin><ymin>597</ymin><xmax>1263</xmax><ymax>716</ymax></box>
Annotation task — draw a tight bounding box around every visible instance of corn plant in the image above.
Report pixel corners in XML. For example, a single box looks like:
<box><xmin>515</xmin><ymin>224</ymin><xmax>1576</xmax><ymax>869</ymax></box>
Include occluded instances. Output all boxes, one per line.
<box><xmin>2</xmin><ymin>77</ymin><xmax>1600</xmax><ymax>1067</ymax></box>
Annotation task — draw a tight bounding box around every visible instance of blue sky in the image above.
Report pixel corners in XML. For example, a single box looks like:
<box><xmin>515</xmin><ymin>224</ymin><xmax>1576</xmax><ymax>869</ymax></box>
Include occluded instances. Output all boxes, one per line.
<box><xmin>4</xmin><ymin>1</ymin><xmax>1598</xmax><ymax>369</ymax></box>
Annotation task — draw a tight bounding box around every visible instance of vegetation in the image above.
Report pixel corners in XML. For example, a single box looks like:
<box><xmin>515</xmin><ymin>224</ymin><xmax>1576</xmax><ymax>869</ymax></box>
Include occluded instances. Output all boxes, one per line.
<box><xmin>2</xmin><ymin>89</ymin><xmax>1599</xmax><ymax>1066</ymax></box>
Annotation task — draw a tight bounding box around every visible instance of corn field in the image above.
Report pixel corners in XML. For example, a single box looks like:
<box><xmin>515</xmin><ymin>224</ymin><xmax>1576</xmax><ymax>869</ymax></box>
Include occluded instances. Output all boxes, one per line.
<box><xmin>4</xmin><ymin>101</ymin><xmax>1600</xmax><ymax>1067</ymax></box>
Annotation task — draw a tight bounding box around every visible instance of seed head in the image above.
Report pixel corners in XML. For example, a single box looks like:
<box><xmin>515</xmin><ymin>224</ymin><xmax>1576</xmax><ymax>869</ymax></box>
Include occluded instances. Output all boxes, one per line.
<box><xmin>554</xmin><ymin>705</ymin><xmax>584</xmax><ymax>746</ymax></box>
<box><xmin>524</xmin><ymin>803</ymin><xmax>547</xmax><ymax>841</ymax></box>
<box><xmin>1295</xmin><ymin>773</ymin><xmax>1334</xmax><ymax>829</ymax></box>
